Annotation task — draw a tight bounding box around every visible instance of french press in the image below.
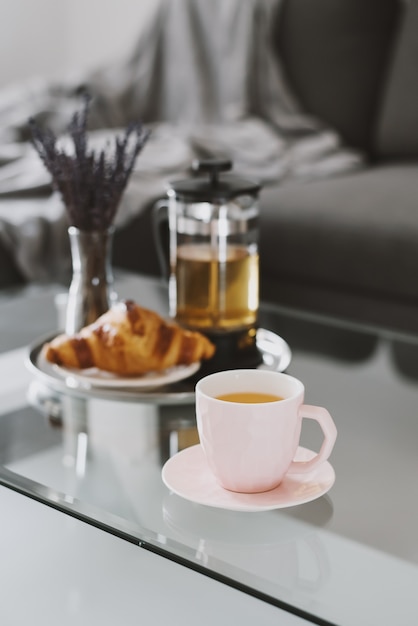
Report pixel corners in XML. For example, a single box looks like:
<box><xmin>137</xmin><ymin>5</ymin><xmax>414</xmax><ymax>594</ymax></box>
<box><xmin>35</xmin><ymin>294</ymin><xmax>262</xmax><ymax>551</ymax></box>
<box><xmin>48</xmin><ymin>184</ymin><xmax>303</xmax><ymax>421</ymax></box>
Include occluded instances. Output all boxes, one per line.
<box><xmin>156</xmin><ymin>159</ymin><xmax>263</xmax><ymax>371</ymax></box>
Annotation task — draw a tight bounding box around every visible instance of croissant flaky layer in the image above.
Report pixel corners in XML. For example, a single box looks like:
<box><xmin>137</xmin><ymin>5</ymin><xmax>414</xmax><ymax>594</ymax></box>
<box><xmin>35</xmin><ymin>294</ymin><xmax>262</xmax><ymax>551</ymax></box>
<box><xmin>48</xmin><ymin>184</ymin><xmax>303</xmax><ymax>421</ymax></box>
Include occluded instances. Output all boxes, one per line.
<box><xmin>43</xmin><ymin>300</ymin><xmax>215</xmax><ymax>376</ymax></box>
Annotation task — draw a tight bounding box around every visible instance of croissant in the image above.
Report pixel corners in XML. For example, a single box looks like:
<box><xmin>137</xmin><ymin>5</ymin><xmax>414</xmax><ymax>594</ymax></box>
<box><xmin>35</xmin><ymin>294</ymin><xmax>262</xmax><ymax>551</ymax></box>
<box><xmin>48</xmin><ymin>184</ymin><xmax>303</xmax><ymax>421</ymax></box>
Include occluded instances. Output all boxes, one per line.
<box><xmin>43</xmin><ymin>300</ymin><xmax>215</xmax><ymax>376</ymax></box>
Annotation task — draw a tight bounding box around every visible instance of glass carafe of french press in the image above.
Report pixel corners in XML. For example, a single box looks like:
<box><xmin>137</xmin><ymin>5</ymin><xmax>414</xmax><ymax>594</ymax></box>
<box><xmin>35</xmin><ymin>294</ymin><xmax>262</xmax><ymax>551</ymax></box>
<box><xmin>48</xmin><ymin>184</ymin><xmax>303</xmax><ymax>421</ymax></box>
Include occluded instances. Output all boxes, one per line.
<box><xmin>165</xmin><ymin>159</ymin><xmax>262</xmax><ymax>370</ymax></box>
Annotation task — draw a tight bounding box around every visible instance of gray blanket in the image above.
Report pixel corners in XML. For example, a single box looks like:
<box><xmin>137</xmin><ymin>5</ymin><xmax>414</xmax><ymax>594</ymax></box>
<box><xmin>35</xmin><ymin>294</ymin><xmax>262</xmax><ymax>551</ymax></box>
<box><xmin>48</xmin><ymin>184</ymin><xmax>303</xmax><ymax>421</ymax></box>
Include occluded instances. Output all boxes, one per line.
<box><xmin>0</xmin><ymin>0</ymin><xmax>363</xmax><ymax>282</ymax></box>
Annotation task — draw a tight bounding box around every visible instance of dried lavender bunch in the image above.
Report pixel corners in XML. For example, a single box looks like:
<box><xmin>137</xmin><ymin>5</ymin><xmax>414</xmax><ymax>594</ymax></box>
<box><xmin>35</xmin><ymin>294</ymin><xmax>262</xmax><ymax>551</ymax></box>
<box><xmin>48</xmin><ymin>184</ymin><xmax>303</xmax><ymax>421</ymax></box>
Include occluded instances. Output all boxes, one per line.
<box><xmin>29</xmin><ymin>93</ymin><xmax>150</xmax><ymax>231</ymax></box>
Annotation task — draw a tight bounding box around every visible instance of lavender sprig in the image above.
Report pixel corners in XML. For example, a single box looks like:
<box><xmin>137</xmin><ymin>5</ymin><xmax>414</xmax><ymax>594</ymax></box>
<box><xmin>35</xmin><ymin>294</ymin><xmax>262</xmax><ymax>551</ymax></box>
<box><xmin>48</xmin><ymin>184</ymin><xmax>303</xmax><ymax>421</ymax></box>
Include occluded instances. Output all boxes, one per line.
<box><xmin>29</xmin><ymin>93</ymin><xmax>150</xmax><ymax>231</ymax></box>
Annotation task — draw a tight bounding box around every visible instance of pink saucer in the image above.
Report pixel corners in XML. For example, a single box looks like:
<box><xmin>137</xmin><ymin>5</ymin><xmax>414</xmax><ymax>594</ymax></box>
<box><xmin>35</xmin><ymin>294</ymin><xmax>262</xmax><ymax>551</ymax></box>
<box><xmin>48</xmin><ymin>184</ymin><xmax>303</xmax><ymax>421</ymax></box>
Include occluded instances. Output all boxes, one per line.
<box><xmin>161</xmin><ymin>444</ymin><xmax>335</xmax><ymax>512</ymax></box>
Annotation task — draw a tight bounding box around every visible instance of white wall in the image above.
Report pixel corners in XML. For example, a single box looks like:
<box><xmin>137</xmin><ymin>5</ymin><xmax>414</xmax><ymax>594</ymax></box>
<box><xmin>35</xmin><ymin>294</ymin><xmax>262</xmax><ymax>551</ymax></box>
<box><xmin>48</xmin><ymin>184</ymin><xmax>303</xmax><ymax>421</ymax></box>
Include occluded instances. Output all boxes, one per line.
<box><xmin>0</xmin><ymin>0</ymin><xmax>152</xmax><ymax>88</ymax></box>
<box><xmin>0</xmin><ymin>0</ymin><xmax>68</xmax><ymax>86</ymax></box>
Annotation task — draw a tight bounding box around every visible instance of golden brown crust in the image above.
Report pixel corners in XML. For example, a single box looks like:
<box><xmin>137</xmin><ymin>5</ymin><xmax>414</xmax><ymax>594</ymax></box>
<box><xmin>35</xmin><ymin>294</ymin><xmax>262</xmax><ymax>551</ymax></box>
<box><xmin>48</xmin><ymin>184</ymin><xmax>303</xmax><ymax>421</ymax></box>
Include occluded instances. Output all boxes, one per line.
<box><xmin>43</xmin><ymin>300</ymin><xmax>215</xmax><ymax>376</ymax></box>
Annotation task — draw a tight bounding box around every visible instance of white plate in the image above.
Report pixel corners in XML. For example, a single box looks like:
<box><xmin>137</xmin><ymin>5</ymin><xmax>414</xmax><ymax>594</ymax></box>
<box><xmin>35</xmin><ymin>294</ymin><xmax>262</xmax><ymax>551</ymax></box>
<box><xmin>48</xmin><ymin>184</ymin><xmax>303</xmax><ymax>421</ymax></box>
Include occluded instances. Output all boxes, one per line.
<box><xmin>27</xmin><ymin>328</ymin><xmax>291</xmax><ymax>402</ymax></box>
<box><xmin>40</xmin><ymin>353</ymin><xmax>201</xmax><ymax>389</ymax></box>
<box><xmin>162</xmin><ymin>444</ymin><xmax>335</xmax><ymax>512</ymax></box>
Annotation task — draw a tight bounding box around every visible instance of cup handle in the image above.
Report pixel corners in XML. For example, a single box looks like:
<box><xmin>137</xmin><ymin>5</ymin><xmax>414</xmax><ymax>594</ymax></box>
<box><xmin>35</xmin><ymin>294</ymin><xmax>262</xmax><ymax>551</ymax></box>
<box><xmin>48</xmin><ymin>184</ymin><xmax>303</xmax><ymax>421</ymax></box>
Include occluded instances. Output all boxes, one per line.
<box><xmin>287</xmin><ymin>405</ymin><xmax>337</xmax><ymax>475</ymax></box>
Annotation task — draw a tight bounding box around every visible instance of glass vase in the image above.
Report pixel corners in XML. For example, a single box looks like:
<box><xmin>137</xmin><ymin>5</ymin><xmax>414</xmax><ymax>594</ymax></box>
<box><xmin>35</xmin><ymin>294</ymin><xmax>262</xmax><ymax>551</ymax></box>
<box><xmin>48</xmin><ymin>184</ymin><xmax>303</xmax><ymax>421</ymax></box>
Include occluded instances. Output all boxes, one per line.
<box><xmin>65</xmin><ymin>226</ymin><xmax>117</xmax><ymax>335</ymax></box>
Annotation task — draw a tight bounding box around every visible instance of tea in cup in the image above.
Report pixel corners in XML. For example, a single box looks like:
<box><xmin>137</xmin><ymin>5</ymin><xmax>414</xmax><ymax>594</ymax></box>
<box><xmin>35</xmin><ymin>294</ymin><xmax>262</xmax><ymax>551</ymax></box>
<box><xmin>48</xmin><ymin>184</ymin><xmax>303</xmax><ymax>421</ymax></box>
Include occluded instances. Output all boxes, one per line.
<box><xmin>195</xmin><ymin>369</ymin><xmax>337</xmax><ymax>493</ymax></box>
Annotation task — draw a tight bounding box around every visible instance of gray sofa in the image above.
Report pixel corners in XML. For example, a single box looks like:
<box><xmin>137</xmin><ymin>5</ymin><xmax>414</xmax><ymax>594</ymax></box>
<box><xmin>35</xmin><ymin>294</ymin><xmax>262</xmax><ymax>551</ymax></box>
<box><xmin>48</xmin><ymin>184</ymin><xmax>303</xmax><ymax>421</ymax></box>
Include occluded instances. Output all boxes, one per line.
<box><xmin>114</xmin><ymin>0</ymin><xmax>418</xmax><ymax>334</ymax></box>
<box><xmin>3</xmin><ymin>0</ymin><xmax>418</xmax><ymax>335</ymax></box>
<box><xmin>260</xmin><ymin>0</ymin><xmax>418</xmax><ymax>334</ymax></box>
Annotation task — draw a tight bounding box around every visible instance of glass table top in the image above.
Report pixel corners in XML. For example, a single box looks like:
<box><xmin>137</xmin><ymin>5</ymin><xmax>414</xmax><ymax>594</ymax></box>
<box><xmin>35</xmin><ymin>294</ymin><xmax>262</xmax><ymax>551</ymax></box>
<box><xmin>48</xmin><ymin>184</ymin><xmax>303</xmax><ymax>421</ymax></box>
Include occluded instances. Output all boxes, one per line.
<box><xmin>1</xmin><ymin>273</ymin><xmax>417</xmax><ymax>626</ymax></box>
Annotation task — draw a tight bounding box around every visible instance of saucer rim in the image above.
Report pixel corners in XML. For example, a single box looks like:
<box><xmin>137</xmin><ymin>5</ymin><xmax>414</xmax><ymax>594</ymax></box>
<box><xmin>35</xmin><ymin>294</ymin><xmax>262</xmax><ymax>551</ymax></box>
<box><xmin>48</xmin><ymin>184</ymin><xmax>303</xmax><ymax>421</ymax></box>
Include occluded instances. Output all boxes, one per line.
<box><xmin>161</xmin><ymin>444</ymin><xmax>335</xmax><ymax>512</ymax></box>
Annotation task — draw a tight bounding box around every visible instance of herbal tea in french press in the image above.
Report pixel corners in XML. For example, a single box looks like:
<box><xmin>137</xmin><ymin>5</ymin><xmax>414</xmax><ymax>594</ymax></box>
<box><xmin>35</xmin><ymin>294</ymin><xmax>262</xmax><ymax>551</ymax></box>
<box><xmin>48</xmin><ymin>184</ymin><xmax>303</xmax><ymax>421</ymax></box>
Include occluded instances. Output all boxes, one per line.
<box><xmin>164</xmin><ymin>159</ymin><xmax>262</xmax><ymax>371</ymax></box>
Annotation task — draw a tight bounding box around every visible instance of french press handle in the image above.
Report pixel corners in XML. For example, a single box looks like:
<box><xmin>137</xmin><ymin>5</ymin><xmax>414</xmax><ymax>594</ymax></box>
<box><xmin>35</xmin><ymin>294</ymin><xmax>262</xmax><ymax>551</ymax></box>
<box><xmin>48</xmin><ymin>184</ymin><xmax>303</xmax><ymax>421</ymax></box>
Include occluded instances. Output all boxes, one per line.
<box><xmin>151</xmin><ymin>199</ymin><xmax>170</xmax><ymax>281</ymax></box>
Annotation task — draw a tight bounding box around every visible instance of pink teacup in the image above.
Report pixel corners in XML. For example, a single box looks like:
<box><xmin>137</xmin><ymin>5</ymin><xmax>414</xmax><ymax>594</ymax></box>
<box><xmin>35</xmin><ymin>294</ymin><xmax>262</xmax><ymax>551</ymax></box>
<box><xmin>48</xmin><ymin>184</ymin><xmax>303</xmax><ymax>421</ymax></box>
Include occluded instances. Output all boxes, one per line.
<box><xmin>195</xmin><ymin>369</ymin><xmax>337</xmax><ymax>494</ymax></box>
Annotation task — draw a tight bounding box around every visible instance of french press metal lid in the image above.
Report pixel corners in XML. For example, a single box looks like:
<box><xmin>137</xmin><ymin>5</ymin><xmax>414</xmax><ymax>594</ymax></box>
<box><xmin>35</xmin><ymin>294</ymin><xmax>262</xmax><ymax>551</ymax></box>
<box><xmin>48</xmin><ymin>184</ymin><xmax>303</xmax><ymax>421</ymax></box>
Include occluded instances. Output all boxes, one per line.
<box><xmin>168</xmin><ymin>158</ymin><xmax>261</xmax><ymax>202</ymax></box>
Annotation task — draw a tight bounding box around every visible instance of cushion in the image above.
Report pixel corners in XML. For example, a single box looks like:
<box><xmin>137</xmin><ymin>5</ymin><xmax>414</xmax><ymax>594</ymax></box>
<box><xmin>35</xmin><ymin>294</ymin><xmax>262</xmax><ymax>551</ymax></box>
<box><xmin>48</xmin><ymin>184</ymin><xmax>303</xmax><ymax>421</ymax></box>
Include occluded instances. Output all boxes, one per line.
<box><xmin>276</xmin><ymin>0</ymin><xmax>400</xmax><ymax>154</ymax></box>
<box><xmin>259</xmin><ymin>163</ymin><xmax>418</xmax><ymax>320</ymax></box>
<box><xmin>375</xmin><ymin>0</ymin><xmax>418</xmax><ymax>158</ymax></box>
